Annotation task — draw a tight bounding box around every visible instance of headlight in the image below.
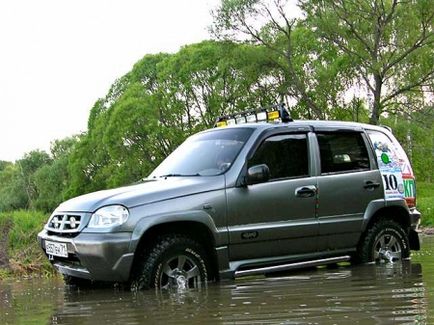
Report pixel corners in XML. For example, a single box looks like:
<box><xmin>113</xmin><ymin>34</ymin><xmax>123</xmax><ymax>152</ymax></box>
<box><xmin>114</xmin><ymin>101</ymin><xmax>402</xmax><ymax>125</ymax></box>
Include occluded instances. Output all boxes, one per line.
<box><xmin>88</xmin><ymin>205</ymin><xmax>129</xmax><ymax>228</ymax></box>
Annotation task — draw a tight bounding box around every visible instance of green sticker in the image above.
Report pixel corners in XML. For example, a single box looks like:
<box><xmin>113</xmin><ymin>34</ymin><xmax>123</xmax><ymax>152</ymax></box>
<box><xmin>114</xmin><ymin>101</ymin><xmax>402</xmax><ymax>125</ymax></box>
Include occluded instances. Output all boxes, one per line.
<box><xmin>381</xmin><ymin>153</ymin><xmax>391</xmax><ymax>164</ymax></box>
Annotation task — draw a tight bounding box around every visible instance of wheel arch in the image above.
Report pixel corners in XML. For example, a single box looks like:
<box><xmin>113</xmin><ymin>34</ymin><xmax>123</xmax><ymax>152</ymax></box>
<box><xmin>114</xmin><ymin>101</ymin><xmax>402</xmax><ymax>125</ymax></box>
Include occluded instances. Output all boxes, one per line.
<box><xmin>129</xmin><ymin>213</ymin><xmax>220</xmax><ymax>281</ymax></box>
<box><xmin>362</xmin><ymin>203</ymin><xmax>411</xmax><ymax>234</ymax></box>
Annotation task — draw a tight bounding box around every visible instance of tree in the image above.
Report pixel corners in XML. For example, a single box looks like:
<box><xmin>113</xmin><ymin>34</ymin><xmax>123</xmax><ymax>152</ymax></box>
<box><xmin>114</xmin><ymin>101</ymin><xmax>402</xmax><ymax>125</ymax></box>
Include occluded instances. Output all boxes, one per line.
<box><xmin>66</xmin><ymin>54</ymin><xmax>170</xmax><ymax>195</ymax></box>
<box><xmin>0</xmin><ymin>164</ymin><xmax>28</xmax><ymax>211</ymax></box>
<box><xmin>33</xmin><ymin>136</ymin><xmax>79</xmax><ymax>211</ymax></box>
<box><xmin>300</xmin><ymin>0</ymin><xmax>434</xmax><ymax>124</ymax></box>
<box><xmin>212</xmin><ymin>0</ymin><xmax>333</xmax><ymax>118</ymax></box>
<box><xmin>0</xmin><ymin>160</ymin><xmax>11</xmax><ymax>172</ymax></box>
<box><xmin>382</xmin><ymin>111</ymin><xmax>434</xmax><ymax>182</ymax></box>
<box><xmin>157</xmin><ymin>40</ymin><xmax>281</xmax><ymax>130</ymax></box>
<box><xmin>16</xmin><ymin>150</ymin><xmax>52</xmax><ymax>208</ymax></box>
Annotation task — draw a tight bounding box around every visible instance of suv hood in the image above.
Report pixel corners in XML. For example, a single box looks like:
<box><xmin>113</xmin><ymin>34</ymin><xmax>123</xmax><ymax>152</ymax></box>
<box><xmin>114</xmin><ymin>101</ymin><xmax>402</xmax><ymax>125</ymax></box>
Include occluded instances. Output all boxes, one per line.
<box><xmin>56</xmin><ymin>176</ymin><xmax>225</xmax><ymax>212</ymax></box>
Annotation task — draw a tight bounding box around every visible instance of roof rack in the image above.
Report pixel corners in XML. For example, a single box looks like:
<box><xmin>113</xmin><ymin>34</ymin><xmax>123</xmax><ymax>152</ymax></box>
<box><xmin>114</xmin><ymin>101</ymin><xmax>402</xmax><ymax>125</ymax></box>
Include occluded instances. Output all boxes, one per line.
<box><xmin>214</xmin><ymin>103</ymin><xmax>293</xmax><ymax>128</ymax></box>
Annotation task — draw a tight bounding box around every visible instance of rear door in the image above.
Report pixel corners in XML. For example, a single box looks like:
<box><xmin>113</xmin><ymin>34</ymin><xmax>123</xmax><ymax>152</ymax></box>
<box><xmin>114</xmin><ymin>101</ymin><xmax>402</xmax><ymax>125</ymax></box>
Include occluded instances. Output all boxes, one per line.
<box><xmin>315</xmin><ymin>130</ymin><xmax>383</xmax><ymax>251</ymax></box>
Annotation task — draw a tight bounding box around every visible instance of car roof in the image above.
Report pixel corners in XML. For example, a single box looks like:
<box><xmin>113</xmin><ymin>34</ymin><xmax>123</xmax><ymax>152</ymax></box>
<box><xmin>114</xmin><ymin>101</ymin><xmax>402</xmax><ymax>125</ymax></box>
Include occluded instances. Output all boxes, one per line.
<box><xmin>206</xmin><ymin>120</ymin><xmax>392</xmax><ymax>134</ymax></box>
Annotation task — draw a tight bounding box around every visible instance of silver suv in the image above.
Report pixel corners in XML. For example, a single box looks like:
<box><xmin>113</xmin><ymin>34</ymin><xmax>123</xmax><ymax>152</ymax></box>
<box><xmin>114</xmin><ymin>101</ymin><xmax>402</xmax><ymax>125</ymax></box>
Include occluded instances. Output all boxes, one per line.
<box><xmin>38</xmin><ymin>107</ymin><xmax>421</xmax><ymax>290</ymax></box>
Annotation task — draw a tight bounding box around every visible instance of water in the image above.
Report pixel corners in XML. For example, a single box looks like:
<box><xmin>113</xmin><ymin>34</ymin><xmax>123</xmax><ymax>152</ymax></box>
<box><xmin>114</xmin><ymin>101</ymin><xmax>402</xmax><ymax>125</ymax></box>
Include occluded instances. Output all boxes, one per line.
<box><xmin>1</xmin><ymin>236</ymin><xmax>434</xmax><ymax>324</ymax></box>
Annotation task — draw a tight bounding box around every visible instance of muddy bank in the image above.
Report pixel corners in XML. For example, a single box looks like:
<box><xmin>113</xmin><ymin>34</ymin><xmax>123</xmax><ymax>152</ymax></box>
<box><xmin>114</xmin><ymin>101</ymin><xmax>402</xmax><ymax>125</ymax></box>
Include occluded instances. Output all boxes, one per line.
<box><xmin>420</xmin><ymin>227</ymin><xmax>434</xmax><ymax>235</ymax></box>
<box><xmin>0</xmin><ymin>211</ymin><xmax>54</xmax><ymax>278</ymax></box>
<box><xmin>0</xmin><ymin>219</ymin><xmax>12</xmax><ymax>268</ymax></box>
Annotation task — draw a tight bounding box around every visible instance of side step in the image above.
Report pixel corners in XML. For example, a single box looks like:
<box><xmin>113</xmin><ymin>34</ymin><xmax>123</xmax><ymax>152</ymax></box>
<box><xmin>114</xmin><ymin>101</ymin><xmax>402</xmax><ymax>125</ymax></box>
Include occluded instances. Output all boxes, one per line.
<box><xmin>234</xmin><ymin>255</ymin><xmax>351</xmax><ymax>278</ymax></box>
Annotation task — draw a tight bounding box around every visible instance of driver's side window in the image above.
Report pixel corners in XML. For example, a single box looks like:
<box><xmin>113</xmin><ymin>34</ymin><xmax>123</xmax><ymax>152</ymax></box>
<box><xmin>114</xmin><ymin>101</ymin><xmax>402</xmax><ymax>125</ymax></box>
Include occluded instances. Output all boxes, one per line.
<box><xmin>248</xmin><ymin>134</ymin><xmax>309</xmax><ymax>180</ymax></box>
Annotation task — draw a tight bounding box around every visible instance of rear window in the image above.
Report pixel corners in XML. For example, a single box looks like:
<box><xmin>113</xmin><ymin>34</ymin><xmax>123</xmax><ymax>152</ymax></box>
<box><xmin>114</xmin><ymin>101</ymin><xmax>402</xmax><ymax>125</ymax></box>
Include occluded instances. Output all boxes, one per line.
<box><xmin>367</xmin><ymin>129</ymin><xmax>414</xmax><ymax>200</ymax></box>
<box><xmin>317</xmin><ymin>132</ymin><xmax>370</xmax><ymax>174</ymax></box>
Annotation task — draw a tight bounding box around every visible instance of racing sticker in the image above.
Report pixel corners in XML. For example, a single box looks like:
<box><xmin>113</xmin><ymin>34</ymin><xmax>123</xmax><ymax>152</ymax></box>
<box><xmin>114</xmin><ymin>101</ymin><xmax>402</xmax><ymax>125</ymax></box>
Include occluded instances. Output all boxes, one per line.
<box><xmin>371</xmin><ymin>137</ymin><xmax>405</xmax><ymax>200</ymax></box>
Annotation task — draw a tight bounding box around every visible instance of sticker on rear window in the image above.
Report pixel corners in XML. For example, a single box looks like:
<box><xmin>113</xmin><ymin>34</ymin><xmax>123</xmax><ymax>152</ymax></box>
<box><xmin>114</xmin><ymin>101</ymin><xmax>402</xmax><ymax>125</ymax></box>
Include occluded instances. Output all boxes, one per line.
<box><xmin>370</xmin><ymin>135</ymin><xmax>405</xmax><ymax>200</ymax></box>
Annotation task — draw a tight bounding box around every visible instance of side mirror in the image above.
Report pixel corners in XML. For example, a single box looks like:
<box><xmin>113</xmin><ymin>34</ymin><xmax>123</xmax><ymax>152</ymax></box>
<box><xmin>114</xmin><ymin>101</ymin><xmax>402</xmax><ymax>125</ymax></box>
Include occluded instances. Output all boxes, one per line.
<box><xmin>247</xmin><ymin>164</ymin><xmax>270</xmax><ymax>185</ymax></box>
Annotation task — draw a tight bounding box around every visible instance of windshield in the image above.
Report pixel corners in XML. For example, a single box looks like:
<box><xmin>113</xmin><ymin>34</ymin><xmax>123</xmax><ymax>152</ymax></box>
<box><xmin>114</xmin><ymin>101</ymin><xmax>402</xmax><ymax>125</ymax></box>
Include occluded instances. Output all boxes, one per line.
<box><xmin>150</xmin><ymin>128</ymin><xmax>253</xmax><ymax>177</ymax></box>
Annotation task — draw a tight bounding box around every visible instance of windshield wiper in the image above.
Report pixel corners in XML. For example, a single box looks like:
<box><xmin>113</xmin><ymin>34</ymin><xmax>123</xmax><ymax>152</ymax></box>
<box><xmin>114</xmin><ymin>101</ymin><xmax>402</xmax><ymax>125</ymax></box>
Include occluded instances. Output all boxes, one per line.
<box><xmin>158</xmin><ymin>173</ymin><xmax>200</xmax><ymax>178</ymax></box>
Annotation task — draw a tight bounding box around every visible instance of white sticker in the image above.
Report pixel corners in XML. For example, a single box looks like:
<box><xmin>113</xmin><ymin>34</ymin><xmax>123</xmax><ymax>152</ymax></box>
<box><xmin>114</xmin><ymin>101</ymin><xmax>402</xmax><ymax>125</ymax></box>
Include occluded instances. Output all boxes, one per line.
<box><xmin>371</xmin><ymin>137</ymin><xmax>405</xmax><ymax>199</ymax></box>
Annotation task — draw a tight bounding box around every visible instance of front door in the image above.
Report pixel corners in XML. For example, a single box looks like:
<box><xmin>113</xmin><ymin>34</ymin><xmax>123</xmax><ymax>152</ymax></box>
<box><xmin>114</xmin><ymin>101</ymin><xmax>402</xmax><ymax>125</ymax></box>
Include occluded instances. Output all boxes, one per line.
<box><xmin>226</xmin><ymin>132</ymin><xmax>318</xmax><ymax>261</ymax></box>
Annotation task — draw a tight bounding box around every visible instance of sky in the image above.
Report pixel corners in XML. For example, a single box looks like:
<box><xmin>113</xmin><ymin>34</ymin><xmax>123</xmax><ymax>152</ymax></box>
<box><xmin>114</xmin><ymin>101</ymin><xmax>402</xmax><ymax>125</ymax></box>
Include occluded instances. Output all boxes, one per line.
<box><xmin>0</xmin><ymin>0</ymin><xmax>221</xmax><ymax>162</ymax></box>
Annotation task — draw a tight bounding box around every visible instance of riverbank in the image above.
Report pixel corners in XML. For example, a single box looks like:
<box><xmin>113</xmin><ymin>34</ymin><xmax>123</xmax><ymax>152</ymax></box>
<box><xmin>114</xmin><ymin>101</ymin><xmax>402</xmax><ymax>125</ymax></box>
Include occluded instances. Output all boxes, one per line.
<box><xmin>0</xmin><ymin>211</ymin><xmax>54</xmax><ymax>279</ymax></box>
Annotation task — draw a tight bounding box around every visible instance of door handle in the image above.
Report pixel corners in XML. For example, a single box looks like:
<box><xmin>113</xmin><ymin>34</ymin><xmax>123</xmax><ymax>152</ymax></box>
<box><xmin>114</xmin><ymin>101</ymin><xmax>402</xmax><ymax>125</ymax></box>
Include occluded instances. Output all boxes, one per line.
<box><xmin>364</xmin><ymin>180</ymin><xmax>381</xmax><ymax>189</ymax></box>
<box><xmin>295</xmin><ymin>186</ymin><xmax>317</xmax><ymax>198</ymax></box>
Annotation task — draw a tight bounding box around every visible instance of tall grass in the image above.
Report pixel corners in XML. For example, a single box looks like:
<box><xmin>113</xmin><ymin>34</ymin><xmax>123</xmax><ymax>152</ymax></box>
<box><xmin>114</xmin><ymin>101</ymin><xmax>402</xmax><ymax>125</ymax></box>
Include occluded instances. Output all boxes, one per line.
<box><xmin>418</xmin><ymin>182</ymin><xmax>434</xmax><ymax>227</ymax></box>
<box><xmin>0</xmin><ymin>211</ymin><xmax>54</xmax><ymax>278</ymax></box>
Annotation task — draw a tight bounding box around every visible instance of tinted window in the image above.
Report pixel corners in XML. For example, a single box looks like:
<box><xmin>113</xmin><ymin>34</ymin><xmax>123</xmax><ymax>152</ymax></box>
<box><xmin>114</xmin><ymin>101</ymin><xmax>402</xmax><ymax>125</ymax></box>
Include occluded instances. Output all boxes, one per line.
<box><xmin>317</xmin><ymin>132</ymin><xmax>370</xmax><ymax>174</ymax></box>
<box><xmin>249</xmin><ymin>134</ymin><xmax>309</xmax><ymax>180</ymax></box>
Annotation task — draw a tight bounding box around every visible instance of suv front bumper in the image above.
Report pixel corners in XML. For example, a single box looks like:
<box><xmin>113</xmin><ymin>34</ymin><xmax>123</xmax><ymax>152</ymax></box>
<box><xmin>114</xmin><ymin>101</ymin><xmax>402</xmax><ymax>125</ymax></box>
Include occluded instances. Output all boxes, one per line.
<box><xmin>37</xmin><ymin>230</ymin><xmax>134</xmax><ymax>282</ymax></box>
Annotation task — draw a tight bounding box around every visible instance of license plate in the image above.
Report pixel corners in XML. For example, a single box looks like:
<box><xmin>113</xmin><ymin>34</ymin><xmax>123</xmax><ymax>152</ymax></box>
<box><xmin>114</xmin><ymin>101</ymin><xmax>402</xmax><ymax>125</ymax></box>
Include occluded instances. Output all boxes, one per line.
<box><xmin>45</xmin><ymin>241</ymin><xmax>68</xmax><ymax>258</ymax></box>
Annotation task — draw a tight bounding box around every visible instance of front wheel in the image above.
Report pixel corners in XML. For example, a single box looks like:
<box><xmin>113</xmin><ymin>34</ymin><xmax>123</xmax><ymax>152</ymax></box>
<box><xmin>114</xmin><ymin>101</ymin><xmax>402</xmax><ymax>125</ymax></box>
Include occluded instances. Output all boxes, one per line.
<box><xmin>131</xmin><ymin>235</ymin><xmax>209</xmax><ymax>291</ymax></box>
<box><xmin>356</xmin><ymin>219</ymin><xmax>410</xmax><ymax>264</ymax></box>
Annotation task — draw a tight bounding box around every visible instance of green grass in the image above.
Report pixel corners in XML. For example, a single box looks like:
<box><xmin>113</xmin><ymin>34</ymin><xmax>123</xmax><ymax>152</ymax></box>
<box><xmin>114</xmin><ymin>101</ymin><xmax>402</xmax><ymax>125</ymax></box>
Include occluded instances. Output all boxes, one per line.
<box><xmin>0</xmin><ymin>210</ymin><xmax>55</xmax><ymax>279</ymax></box>
<box><xmin>417</xmin><ymin>182</ymin><xmax>434</xmax><ymax>227</ymax></box>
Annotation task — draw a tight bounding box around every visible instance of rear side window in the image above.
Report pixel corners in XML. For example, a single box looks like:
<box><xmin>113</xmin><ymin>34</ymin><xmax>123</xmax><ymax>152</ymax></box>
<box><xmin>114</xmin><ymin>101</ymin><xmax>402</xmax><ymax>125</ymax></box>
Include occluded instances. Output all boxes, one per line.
<box><xmin>367</xmin><ymin>130</ymin><xmax>412</xmax><ymax>200</ymax></box>
<box><xmin>317</xmin><ymin>132</ymin><xmax>370</xmax><ymax>174</ymax></box>
<box><xmin>249</xmin><ymin>134</ymin><xmax>309</xmax><ymax>180</ymax></box>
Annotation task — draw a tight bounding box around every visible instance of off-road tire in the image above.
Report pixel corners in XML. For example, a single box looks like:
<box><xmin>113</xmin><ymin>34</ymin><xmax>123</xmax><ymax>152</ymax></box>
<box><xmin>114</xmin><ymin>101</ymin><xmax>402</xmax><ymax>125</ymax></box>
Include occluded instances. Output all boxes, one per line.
<box><xmin>356</xmin><ymin>219</ymin><xmax>410</xmax><ymax>264</ymax></box>
<box><xmin>131</xmin><ymin>234</ymin><xmax>209</xmax><ymax>291</ymax></box>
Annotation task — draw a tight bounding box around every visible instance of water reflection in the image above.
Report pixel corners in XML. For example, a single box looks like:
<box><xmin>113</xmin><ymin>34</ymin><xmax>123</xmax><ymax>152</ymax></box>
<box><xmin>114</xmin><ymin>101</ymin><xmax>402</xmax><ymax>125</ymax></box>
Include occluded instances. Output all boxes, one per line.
<box><xmin>1</xmin><ymin>237</ymin><xmax>434</xmax><ymax>324</ymax></box>
<box><xmin>44</xmin><ymin>262</ymin><xmax>426</xmax><ymax>324</ymax></box>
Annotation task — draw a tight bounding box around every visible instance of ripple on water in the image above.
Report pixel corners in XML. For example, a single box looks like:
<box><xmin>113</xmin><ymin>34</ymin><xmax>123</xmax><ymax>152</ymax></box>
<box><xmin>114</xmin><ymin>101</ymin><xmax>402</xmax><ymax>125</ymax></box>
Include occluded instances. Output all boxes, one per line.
<box><xmin>1</xmin><ymin>237</ymin><xmax>434</xmax><ymax>324</ymax></box>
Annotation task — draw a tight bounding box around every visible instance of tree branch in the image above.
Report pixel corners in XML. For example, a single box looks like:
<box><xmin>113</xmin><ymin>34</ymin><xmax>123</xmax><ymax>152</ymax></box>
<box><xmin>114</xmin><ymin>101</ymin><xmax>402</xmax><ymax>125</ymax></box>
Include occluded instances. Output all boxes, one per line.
<box><xmin>381</xmin><ymin>69</ymin><xmax>434</xmax><ymax>104</ymax></box>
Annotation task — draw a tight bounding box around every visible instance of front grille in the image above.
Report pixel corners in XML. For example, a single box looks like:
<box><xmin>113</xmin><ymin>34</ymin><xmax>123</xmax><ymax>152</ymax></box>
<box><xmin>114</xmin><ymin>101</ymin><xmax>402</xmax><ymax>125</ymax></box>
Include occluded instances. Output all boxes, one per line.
<box><xmin>46</xmin><ymin>214</ymin><xmax>84</xmax><ymax>234</ymax></box>
<box><xmin>46</xmin><ymin>230</ymin><xmax>79</xmax><ymax>238</ymax></box>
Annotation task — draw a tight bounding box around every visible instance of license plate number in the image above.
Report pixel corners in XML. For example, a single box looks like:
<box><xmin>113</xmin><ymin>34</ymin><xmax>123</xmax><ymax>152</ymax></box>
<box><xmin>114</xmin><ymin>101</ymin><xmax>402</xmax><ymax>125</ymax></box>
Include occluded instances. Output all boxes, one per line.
<box><xmin>45</xmin><ymin>241</ymin><xmax>68</xmax><ymax>258</ymax></box>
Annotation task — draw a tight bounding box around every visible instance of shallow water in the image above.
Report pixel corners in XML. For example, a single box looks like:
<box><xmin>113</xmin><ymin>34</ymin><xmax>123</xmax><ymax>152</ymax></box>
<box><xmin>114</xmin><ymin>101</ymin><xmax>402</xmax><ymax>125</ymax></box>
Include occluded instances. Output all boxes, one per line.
<box><xmin>1</xmin><ymin>236</ymin><xmax>434</xmax><ymax>324</ymax></box>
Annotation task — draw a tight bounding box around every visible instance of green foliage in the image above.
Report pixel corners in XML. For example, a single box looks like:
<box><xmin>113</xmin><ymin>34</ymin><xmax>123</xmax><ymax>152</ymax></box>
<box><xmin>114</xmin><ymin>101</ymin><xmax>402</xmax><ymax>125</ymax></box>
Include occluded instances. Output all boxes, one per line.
<box><xmin>33</xmin><ymin>136</ymin><xmax>79</xmax><ymax>211</ymax></box>
<box><xmin>0</xmin><ymin>211</ymin><xmax>54</xmax><ymax>277</ymax></box>
<box><xmin>418</xmin><ymin>183</ymin><xmax>434</xmax><ymax>227</ymax></box>
<box><xmin>16</xmin><ymin>150</ymin><xmax>52</xmax><ymax>208</ymax></box>
<box><xmin>382</xmin><ymin>113</ymin><xmax>434</xmax><ymax>183</ymax></box>
<box><xmin>299</xmin><ymin>0</ymin><xmax>434</xmax><ymax>124</ymax></box>
<box><xmin>0</xmin><ymin>163</ymin><xmax>28</xmax><ymax>211</ymax></box>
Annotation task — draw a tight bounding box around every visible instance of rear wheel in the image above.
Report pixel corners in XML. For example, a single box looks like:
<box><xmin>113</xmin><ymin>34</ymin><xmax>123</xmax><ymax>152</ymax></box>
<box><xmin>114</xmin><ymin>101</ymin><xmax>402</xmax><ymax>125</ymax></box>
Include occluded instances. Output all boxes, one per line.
<box><xmin>131</xmin><ymin>234</ymin><xmax>209</xmax><ymax>291</ymax></box>
<box><xmin>357</xmin><ymin>219</ymin><xmax>410</xmax><ymax>263</ymax></box>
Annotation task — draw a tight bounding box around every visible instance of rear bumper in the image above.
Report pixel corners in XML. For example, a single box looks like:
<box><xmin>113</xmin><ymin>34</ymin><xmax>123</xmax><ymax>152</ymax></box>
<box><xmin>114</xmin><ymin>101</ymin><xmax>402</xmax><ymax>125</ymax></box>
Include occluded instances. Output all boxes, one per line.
<box><xmin>409</xmin><ymin>208</ymin><xmax>421</xmax><ymax>251</ymax></box>
<box><xmin>409</xmin><ymin>208</ymin><xmax>421</xmax><ymax>230</ymax></box>
<box><xmin>38</xmin><ymin>230</ymin><xmax>134</xmax><ymax>282</ymax></box>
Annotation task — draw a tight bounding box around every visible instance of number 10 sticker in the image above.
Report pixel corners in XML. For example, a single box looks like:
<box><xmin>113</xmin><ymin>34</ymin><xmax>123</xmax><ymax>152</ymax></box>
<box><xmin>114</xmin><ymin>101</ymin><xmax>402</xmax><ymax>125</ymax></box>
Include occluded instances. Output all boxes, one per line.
<box><xmin>381</xmin><ymin>171</ymin><xmax>405</xmax><ymax>199</ymax></box>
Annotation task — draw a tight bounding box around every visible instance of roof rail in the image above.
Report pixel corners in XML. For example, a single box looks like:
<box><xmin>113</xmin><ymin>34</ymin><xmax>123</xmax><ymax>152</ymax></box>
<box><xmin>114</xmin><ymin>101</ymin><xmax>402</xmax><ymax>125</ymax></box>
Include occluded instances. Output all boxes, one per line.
<box><xmin>379</xmin><ymin>125</ymin><xmax>393</xmax><ymax>133</ymax></box>
<box><xmin>214</xmin><ymin>103</ymin><xmax>293</xmax><ymax>127</ymax></box>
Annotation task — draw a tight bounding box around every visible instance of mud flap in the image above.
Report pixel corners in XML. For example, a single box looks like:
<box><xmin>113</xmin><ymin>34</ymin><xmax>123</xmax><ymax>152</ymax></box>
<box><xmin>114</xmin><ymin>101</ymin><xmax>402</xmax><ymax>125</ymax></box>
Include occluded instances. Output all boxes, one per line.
<box><xmin>409</xmin><ymin>229</ymin><xmax>420</xmax><ymax>251</ymax></box>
